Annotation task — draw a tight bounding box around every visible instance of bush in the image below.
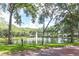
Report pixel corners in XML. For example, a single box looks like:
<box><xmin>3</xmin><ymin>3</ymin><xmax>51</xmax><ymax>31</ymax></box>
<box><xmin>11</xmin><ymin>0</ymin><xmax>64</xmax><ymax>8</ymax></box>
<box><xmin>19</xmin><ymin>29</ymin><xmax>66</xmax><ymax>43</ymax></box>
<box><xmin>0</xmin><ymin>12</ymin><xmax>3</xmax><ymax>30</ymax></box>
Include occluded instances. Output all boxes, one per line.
<box><xmin>72</xmin><ymin>42</ymin><xmax>79</xmax><ymax>46</ymax></box>
<box><xmin>47</xmin><ymin>44</ymin><xmax>66</xmax><ymax>47</ymax></box>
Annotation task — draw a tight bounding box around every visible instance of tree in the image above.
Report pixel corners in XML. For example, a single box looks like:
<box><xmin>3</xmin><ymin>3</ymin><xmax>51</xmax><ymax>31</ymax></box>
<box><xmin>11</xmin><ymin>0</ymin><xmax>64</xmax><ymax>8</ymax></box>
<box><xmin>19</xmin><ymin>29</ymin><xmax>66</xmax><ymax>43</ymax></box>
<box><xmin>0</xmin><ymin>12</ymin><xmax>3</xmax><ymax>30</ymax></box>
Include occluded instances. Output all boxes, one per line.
<box><xmin>38</xmin><ymin>3</ymin><xmax>58</xmax><ymax>45</ymax></box>
<box><xmin>38</xmin><ymin>3</ymin><xmax>79</xmax><ymax>43</ymax></box>
<box><xmin>56</xmin><ymin>3</ymin><xmax>79</xmax><ymax>43</ymax></box>
<box><xmin>8</xmin><ymin>4</ymin><xmax>15</xmax><ymax>44</ymax></box>
<box><xmin>0</xmin><ymin>3</ymin><xmax>37</xmax><ymax>44</ymax></box>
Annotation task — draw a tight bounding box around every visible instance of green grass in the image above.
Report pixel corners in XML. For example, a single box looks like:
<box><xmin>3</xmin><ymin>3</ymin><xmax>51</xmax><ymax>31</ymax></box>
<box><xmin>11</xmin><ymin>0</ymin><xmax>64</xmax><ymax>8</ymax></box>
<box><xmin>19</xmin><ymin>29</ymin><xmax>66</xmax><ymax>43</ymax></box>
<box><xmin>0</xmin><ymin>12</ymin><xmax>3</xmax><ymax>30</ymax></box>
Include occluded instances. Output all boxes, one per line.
<box><xmin>0</xmin><ymin>42</ymin><xmax>79</xmax><ymax>54</ymax></box>
<box><xmin>47</xmin><ymin>44</ymin><xmax>66</xmax><ymax>47</ymax></box>
<box><xmin>0</xmin><ymin>45</ymin><xmax>15</xmax><ymax>51</ymax></box>
<box><xmin>0</xmin><ymin>44</ymin><xmax>46</xmax><ymax>53</ymax></box>
<box><xmin>72</xmin><ymin>42</ymin><xmax>79</xmax><ymax>46</ymax></box>
<box><xmin>9</xmin><ymin>44</ymin><xmax>47</xmax><ymax>52</ymax></box>
<box><xmin>0</xmin><ymin>43</ymin><xmax>66</xmax><ymax>52</ymax></box>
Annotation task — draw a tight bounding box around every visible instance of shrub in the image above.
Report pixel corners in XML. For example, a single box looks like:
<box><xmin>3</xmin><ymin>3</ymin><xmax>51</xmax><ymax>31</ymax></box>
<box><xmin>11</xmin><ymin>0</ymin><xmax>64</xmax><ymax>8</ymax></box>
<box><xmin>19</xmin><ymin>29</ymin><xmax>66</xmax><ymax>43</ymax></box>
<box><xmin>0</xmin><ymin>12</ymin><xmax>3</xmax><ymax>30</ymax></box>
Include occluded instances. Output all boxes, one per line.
<box><xmin>47</xmin><ymin>44</ymin><xmax>66</xmax><ymax>47</ymax></box>
<box><xmin>72</xmin><ymin>42</ymin><xmax>79</xmax><ymax>46</ymax></box>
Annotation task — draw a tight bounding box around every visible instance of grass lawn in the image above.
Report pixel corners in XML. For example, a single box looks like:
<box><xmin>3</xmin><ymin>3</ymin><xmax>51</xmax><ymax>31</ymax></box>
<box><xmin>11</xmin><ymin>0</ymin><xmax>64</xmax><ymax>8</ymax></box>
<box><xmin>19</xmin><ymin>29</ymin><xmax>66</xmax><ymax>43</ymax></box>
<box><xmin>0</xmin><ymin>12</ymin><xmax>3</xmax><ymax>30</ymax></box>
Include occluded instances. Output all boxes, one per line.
<box><xmin>0</xmin><ymin>42</ymin><xmax>78</xmax><ymax>55</ymax></box>
<box><xmin>0</xmin><ymin>37</ymin><xmax>79</xmax><ymax>54</ymax></box>
<box><xmin>0</xmin><ymin>43</ymin><xmax>69</xmax><ymax>53</ymax></box>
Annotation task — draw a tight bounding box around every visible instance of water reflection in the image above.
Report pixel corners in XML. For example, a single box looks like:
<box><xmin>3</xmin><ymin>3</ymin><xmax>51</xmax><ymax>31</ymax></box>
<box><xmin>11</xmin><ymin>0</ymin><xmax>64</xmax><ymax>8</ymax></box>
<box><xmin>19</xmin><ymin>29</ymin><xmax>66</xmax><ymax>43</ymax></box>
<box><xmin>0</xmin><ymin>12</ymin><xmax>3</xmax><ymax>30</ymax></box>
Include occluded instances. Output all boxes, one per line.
<box><xmin>13</xmin><ymin>37</ymin><xmax>71</xmax><ymax>44</ymax></box>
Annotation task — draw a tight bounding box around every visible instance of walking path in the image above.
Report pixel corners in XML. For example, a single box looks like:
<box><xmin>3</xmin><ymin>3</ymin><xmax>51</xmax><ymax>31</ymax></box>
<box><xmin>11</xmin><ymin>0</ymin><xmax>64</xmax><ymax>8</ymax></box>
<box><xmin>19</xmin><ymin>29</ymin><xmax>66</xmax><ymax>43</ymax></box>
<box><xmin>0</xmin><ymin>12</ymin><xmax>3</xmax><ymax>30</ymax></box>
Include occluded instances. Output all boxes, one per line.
<box><xmin>1</xmin><ymin>46</ymin><xmax>79</xmax><ymax>56</ymax></box>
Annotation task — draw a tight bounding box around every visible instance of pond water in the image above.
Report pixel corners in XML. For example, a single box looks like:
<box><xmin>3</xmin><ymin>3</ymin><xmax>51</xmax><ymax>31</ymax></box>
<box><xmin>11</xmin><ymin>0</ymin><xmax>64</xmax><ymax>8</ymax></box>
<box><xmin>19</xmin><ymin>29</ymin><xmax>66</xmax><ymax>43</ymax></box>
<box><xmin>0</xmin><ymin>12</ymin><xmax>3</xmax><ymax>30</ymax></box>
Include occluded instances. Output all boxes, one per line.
<box><xmin>13</xmin><ymin>37</ymin><xmax>70</xmax><ymax>44</ymax></box>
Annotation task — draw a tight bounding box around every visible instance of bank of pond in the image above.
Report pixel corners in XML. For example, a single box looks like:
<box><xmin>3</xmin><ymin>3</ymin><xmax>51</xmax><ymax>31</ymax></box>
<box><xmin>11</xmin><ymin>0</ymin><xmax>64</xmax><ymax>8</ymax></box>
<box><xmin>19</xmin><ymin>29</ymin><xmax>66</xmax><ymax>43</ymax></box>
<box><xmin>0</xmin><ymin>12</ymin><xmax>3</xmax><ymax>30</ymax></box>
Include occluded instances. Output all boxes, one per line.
<box><xmin>0</xmin><ymin>37</ymin><xmax>79</xmax><ymax>53</ymax></box>
<box><xmin>0</xmin><ymin>37</ymin><xmax>79</xmax><ymax>44</ymax></box>
<box><xmin>0</xmin><ymin>42</ymin><xmax>79</xmax><ymax>53</ymax></box>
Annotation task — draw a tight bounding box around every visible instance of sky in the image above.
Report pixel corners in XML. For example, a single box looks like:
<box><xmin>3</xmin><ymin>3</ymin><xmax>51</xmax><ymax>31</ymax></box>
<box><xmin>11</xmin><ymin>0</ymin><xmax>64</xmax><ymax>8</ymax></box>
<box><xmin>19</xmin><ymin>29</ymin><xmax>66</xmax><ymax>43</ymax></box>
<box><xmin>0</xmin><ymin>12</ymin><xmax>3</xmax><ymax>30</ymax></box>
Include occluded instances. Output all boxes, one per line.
<box><xmin>0</xmin><ymin>9</ymin><xmax>55</xmax><ymax>29</ymax></box>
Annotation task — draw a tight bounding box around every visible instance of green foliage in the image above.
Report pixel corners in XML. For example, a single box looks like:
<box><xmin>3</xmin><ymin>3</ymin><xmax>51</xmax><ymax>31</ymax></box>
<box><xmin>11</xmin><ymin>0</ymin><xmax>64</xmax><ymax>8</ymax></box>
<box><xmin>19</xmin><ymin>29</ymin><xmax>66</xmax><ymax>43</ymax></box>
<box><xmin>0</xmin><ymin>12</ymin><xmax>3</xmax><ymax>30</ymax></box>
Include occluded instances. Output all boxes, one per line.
<box><xmin>0</xmin><ymin>45</ymin><xmax>15</xmax><ymax>51</ymax></box>
<box><xmin>0</xmin><ymin>18</ymin><xmax>38</xmax><ymax>37</ymax></box>
<box><xmin>10</xmin><ymin>44</ymin><xmax>25</xmax><ymax>52</ymax></box>
<box><xmin>72</xmin><ymin>42</ymin><xmax>79</xmax><ymax>46</ymax></box>
<box><xmin>10</xmin><ymin>44</ymin><xmax>67</xmax><ymax>52</ymax></box>
<box><xmin>47</xmin><ymin>44</ymin><xmax>66</xmax><ymax>47</ymax></box>
<box><xmin>1</xmin><ymin>43</ymin><xmax>79</xmax><ymax>53</ymax></box>
<box><xmin>9</xmin><ymin>44</ymin><xmax>45</xmax><ymax>52</ymax></box>
<box><xmin>0</xmin><ymin>44</ymin><xmax>66</xmax><ymax>52</ymax></box>
<box><xmin>0</xmin><ymin>38</ymin><xmax>7</xmax><ymax>43</ymax></box>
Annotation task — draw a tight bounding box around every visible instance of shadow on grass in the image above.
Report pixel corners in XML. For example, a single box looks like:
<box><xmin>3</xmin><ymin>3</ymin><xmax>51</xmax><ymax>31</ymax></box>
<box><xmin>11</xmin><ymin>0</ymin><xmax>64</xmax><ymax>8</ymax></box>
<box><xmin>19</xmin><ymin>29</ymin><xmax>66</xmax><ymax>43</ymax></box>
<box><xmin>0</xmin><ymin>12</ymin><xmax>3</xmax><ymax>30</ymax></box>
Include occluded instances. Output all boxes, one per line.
<box><xmin>0</xmin><ymin>43</ymin><xmax>73</xmax><ymax>55</ymax></box>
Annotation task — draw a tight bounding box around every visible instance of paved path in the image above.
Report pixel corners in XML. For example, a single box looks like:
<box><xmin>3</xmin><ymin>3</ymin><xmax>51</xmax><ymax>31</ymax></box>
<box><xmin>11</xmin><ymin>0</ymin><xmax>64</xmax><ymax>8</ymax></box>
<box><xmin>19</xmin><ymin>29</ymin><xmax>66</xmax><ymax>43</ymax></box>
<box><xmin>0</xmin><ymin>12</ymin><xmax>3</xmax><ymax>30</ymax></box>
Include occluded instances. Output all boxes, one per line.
<box><xmin>1</xmin><ymin>46</ymin><xmax>79</xmax><ymax>56</ymax></box>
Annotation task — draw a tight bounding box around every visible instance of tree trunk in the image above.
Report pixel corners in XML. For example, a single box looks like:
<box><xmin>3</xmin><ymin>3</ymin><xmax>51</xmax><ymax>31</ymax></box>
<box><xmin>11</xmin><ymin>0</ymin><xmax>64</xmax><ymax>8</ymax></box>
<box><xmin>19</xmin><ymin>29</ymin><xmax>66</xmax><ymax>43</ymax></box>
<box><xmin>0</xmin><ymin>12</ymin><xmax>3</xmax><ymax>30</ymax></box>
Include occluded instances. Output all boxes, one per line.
<box><xmin>78</xmin><ymin>23</ymin><xmax>79</xmax><ymax>38</ymax></box>
<box><xmin>44</xmin><ymin>17</ymin><xmax>53</xmax><ymax>32</ymax></box>
<box><xmin>62</xmin><ymin>33</ymin><xmax>64</xmax><ymax>43</ymax></box>
<box><xmin>70</xmin><ymin>24</ymin><xmax>74</xmax><ymax>43</ymax></box>
<box><xmin>8</xmin><ymin>4</ymin><xmax>15</xmax><ymax>44</ymax></box>
<box><xmin>70</xmin><ymin>30</ymin><xmax>74</xmax><ymax>43</ymax></box>
<box><xmin>42</xmin><ymin>22</ymin><xmax>45</xmax><ymax>45</ymax></box>
<box><xmin>8</xmin><ymin>12</ymin><xmax>13</xmax><ymax>44</ymax></box>
<box><xmin>64</xmin><ymin>4</ymin><xmax>74</xmax><ymax>43</ymax></box>
<box><xmin>78</xmin><ymin>31</ymin><xmax>79</xmax><ymax>38</ymax></box>
<box><xmin>47</xmin><ymin>31</ymin><xmax>49</xmax><ymax>43</ymax></box>
<box><xmin>42</xmin><ymin>17</ymin><xmax>53</xmax><ymax>45</ymax></box>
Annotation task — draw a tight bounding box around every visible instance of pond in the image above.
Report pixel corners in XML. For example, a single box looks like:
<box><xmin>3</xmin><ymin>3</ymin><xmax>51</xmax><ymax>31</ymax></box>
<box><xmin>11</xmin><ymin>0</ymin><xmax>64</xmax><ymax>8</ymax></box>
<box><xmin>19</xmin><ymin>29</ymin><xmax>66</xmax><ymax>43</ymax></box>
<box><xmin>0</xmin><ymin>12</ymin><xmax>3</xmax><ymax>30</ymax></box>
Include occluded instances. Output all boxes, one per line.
<box><xmin>13</xmin><ymin>37</ymin><xmax>71</xmax><ymax>44</ymax></box>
